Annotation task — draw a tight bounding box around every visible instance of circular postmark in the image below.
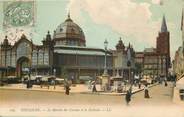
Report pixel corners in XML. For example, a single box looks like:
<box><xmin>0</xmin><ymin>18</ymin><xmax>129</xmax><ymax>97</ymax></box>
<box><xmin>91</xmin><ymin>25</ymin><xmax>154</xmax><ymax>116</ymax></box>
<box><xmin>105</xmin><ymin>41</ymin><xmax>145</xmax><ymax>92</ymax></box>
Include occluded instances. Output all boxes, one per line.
<box><xmin>4</xmin><ymin>1</ymin><xmax>34</xmax><ymax>27</ymax></box>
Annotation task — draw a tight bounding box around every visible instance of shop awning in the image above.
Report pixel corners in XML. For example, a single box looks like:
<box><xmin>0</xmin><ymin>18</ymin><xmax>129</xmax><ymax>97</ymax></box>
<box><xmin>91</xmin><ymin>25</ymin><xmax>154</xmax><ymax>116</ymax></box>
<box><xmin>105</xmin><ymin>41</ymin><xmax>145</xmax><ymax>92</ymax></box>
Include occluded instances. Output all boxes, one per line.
<box><xmin>31</xmin><ymin>65</ymin><xmax>51</xmax><ymax>69</ymax></box>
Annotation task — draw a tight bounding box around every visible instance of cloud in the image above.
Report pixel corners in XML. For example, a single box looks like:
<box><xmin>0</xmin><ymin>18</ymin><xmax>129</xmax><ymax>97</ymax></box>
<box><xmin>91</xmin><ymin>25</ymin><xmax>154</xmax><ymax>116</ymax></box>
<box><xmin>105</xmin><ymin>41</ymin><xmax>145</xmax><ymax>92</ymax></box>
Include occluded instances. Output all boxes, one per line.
<box><xmin>67</xmin><ymin>0</ymin><xmax>161</xmax><ymax>47</ymax></box>
<box><xmin>152</xmin><ymin>0</ymin><xmax>161</xmax><ymax>4</ymax></box>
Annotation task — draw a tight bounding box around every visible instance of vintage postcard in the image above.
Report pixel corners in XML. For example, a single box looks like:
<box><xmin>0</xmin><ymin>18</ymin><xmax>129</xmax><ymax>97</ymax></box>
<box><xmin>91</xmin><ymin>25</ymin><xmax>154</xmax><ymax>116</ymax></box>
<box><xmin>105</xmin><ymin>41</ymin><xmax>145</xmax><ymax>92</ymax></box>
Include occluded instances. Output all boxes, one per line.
<box><xmin>0</xmin><ymin>0</ymin><xmax>184</xmax><ymax>117</ymax></box>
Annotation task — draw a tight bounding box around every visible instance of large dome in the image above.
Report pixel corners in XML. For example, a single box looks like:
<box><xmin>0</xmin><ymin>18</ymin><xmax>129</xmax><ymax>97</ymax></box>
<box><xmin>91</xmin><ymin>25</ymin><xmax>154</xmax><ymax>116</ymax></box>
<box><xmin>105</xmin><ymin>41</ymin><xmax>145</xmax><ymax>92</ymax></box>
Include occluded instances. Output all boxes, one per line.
<box><xmin>53</xmin><ymin>14</ymin><xmax>86</xmax><ymax>46</ymax></box>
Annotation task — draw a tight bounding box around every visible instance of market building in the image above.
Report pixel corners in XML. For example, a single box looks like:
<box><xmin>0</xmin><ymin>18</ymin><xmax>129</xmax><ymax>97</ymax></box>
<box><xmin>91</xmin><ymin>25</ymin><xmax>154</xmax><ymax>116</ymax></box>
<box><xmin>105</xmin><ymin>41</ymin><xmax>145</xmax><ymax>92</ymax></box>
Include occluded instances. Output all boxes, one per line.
<box><xmin>0</xmin><ymin>14</ymin><xmax>114</xmax><ymax>82</ymax></box>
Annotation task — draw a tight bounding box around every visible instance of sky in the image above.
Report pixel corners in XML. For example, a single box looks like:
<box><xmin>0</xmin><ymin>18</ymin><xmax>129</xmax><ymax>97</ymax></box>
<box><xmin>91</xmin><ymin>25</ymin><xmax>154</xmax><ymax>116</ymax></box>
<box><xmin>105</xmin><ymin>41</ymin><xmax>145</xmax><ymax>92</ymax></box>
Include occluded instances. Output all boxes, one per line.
<box><xmin>0</xmin><ymin>0</ymin><xmax>183</xmax><ymax>60</ymax></box>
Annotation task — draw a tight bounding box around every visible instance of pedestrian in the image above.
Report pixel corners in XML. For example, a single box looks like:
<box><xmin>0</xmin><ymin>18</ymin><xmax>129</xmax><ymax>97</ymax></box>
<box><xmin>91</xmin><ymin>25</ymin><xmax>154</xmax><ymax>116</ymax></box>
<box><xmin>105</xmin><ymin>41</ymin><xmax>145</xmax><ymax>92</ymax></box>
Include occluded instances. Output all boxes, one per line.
<box><xmin>92</xmin><ymin>81</ymin><xmax>97</xmax><ymax>93</ymax></box>
<box><xmin>88</xmin><ymin>80</ymin><xmax>92</xmax><ymax>89</ymax></box>
<box><xmin>158</xmin><ymin>76</ymin><xmax>161</xmax><ymax>84</ymax></box>
<box><xmin>91</xmin><ymin>80</ymin><xmax>97</xmax><ymax>92</ymax></box>
<box><xmin>26</xmin><ymin>80</ymin><xmax>30</xmax><ymax>89</ymax></box>
<box><xmin>164</xmin><ymin>80</ymin><xmax>168</xmax><ymax>87</ymax></box>
<box><xmin>125</xmin><ymin>90</ymin><xmax>131</xmax><ymax>105</ymax></box>
<box><xmin>51</xmin><ymin>79</ymin><xmax>56</xmax><ymax>89</ymax></box>
<box><xmin>138</xmin><ymin>82</ymin><xmax>141</xmax><ymax>89</ymax></box>
<box><xmin>65</xmin><ymin>84</ymin><xmax>70</xmax><ymax>95</ymax></box>
<box><xmin>26</xmin><ymin>79</ymin><xmax>32</xmax><ymax>89</ymax></box>
<box><xmin>144</xmin><ymin>84</ymin><xmax>150</xmax><ymax>98</ymax></box>
<box><xmin>134</xmin><ymin>74</ymin><xmax>139</xmax><ymax>86</ymax></box>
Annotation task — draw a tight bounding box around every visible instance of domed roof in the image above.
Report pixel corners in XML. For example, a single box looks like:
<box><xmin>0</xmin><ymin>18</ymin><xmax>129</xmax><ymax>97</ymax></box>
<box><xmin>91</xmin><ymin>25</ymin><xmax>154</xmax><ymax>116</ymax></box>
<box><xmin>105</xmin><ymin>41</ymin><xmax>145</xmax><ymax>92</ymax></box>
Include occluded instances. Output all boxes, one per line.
<box><xmin>53</xmin><ymin>14</ymin><xmax>85</xmax><ymax>42</ymax></box>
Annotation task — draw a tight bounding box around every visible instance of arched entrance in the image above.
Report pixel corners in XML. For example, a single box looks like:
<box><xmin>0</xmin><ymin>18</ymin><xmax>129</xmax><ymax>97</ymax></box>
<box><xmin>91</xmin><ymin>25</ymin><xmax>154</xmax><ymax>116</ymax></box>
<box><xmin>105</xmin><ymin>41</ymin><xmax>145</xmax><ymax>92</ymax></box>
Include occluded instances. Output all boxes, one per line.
<box><xmin>16</xmin><ymin>57</ymin><xmax>30</xmax><ymax>78</ymax></box>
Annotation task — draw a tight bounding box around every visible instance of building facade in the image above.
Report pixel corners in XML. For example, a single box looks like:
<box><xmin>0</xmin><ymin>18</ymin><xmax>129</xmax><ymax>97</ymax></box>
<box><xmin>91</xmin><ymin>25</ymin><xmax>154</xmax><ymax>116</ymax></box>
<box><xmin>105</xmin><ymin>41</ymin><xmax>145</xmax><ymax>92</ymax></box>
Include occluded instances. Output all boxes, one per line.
<box><xmin>173</xmin><ymin>10</ymin><xmax>184</xmax><ymax>77</ymax></box>
<box><xmin>0</xmin><ymin>14</ymin><xmax>115</xmax><ymax>82</ymax></box>
<box><xmin>112</xmin><ymin>38</ymin><xmax>135</xmax><ymax>81</ymax></box>
<box><xmin>0</xmin><ymin>33</ymin><xmax>54</xmax><ymax>78</ymax></box>
<box><xmin>135</xmin><ymin>16</ymin><xmax>171</xmax><ymax>78</ymax></box>
<box><xmin>156</xmin><ymin>15</ymin><xmax>171</xmax><ymax>76</ymax></box>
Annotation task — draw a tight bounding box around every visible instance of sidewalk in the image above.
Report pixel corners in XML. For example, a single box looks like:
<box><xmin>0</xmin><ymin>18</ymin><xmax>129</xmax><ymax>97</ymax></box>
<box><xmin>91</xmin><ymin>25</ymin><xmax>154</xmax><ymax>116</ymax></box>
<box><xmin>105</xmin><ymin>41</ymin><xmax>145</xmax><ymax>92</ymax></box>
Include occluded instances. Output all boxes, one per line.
<box><xmin>82</xmin><ymin>83</ymin><xmax>158</xmax><ymax>95</ymax></box>
<box><xmin>0</xmin><ymin>83</ymin><xmax>158</xmax><ymax>95</ymax></box>
<box><xmin>173</xmin><ymin>86</ymin><xmax>184</xmax><ymax>106</ymax></box>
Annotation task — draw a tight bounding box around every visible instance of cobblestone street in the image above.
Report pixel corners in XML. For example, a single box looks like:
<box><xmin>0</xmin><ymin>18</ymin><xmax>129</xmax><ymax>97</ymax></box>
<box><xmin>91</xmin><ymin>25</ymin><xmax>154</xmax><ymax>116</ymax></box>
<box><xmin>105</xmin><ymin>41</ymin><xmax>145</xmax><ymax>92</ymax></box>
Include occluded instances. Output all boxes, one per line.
<box><xmin>0</xmin><ymin>82</ymin><xmax>184</xmax><ymax>117</ymax></box>
<box><xmin>0</xmin><ymin>82</ymin><xmax>175</xmax><ymax>106</ymax></box>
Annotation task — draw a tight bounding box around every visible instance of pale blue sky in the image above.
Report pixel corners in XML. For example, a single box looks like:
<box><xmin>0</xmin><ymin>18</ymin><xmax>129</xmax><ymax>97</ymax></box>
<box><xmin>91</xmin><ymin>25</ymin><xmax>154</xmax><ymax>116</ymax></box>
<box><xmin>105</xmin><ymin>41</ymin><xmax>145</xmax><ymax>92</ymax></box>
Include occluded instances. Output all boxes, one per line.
<box><xmin>0</xmin><ymin>0</ymin><xmax>183</xmax><ymax>59</ymax></box>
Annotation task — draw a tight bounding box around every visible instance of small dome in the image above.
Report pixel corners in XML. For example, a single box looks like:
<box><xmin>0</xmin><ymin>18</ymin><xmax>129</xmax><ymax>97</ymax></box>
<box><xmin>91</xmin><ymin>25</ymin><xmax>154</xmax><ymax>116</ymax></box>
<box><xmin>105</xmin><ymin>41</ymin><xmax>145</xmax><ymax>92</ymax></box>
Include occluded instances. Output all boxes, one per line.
<box><xmin>46</xmin><ymin>31</ymin><xmax>51</xmax><ymax>41</ymax></box>
<box><xmin>53</xmin><ymin>14</ymin><xmax>85</xmax><ymax>46</ymax></box>
<box><xmin>116</xmin><ymin>37</ymin><xmax>125</xmax><ymax>51</ymax></box>
<box><xmin>2</xmin><ymin>36</ymin><xmax>10</xmax><ymax>45</ymax></box>
<box><xmin>1</xmin><ymin>36</ymin><xmax>11</xmax><ymax>48</ymax></box>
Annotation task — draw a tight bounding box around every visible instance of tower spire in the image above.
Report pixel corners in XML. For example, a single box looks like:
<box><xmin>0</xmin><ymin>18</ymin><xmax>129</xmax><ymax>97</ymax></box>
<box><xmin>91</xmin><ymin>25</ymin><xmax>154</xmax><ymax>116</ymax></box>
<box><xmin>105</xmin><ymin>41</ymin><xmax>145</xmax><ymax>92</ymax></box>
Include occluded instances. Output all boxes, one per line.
<box><xmin>68</xmin><ymin>11</ymin><xmax>70</xmax><ymax>19</ymax></box>
<box><xmin>65</xmin><ymin>11</ymin><xmax>73</xmax><ymax>22</ymax></box>
<box><xmin>181</xmin><ymin>8</ymin><xmax>184</xmax><ymax>31</ymax></box>
<box><xmin>181</xmin><ymin>8</ymin><xmax>184</xmax><ymax>51</ymax></box>
<box><xmin>161</xmin><ymin>15</ymin><xmax>168</xmax><ymax>32</ymax></box>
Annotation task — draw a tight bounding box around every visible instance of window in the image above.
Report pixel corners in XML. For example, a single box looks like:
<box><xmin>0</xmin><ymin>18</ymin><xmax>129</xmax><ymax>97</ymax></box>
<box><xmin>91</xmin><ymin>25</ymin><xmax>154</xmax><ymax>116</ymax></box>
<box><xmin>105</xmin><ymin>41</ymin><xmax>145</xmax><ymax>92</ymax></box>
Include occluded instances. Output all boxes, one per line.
<box><xmin>32</xmin><ymin>50</ymin><xmax>38</xmax><ymax>65</ymax></box>
<box><xmin>69</xmin><ymin>40</ymin><xmax>77</xmax><ymax>46</ymax></box>
<box><xmin>11</xmin><ymin>51</ymin><xmax>16</xmax><ymax>67</ymax></box>
<box><xmin>6</xmin><ymin>51</ymin><xmax>11</xmax><ymax>66</ymax></box>
<box><xmin>17</xmin><ymin>42</ymin><xmax>30</xmax><ymax>59</ymax></box>
<box><xmin>1</xmin><ymin>53</ymin><xmax>5</xmax><ymax>66</ymax></box>
<box><xmin>38</xmin><ymin>50</ymin><xmax>44</xmax><ymax>65</ymax></box>
<box><xmin>44</xmin><ymin>52</ymin><xmax>49</xmax><ymax>65</ymax></box>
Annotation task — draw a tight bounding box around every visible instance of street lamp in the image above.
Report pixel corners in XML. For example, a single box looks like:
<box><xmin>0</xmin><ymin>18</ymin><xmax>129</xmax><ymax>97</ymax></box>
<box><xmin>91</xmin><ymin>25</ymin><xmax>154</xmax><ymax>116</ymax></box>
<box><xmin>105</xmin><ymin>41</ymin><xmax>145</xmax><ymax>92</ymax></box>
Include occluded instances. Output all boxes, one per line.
<box><xmin>53</xmin><ymin>68</ymin><xmax>56</xmax><ymax>89</ymax></box>
<box><xmin>103</xmin><ymin>39</ymin><xmax>108</xmax><ymax>75</ymax></box>
<box><xmin>127</xmin><ymin>47</ymin><xmax>131</xmax><ymax>84</ymax></box>
<box><xmin>101</xmin><ymin>39</ymin><xmax>110</xmax><ymax>91</ymax></box>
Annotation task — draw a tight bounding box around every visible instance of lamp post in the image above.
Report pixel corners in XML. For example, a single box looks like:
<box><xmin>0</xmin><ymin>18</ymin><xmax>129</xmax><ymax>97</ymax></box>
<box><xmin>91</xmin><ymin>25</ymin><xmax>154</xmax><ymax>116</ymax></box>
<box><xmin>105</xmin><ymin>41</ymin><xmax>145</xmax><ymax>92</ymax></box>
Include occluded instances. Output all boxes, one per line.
<box><xmin>127</xmin><ymin>47</ymin><xmax>131</xmax><ymax>84</ymax></box>
<box><xmin>53</xmin><ymin>68</ymin><xmax>56</xmax><ymax>89</ymax></box>
<box><xmin>101</xmin><ymin>39</ymin><xmax>109</xmax><ymax>92</ymax></box>
<box><xmin>103</xmin><ymin>39</ymin><xmax>108</xmax><ymax>75</ymax></box>
<box><xmin>127</xmin><ymin>60</ymin><xmax>131</xmax><ymax>83</ymax></box>
<box><xmin>53</xmin><ymin>68</ymin><xmax>56</xmax><ymax>77</ymax></box>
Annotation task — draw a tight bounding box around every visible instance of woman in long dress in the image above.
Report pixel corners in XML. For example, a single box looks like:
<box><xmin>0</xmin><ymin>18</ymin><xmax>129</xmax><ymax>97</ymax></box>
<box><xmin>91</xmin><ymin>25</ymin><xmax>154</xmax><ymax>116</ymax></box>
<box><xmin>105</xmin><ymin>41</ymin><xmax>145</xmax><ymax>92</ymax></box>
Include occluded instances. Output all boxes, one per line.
<box><xmin>92</xmin><ymin>81</ymin><xmax>97</xmax><ymax>92</ymax></box>
<box><xmin>64</xmin><ymin>80</ymin><xmax>70</xmax><ymax>95</ymax></box>
<box><xmin>144</xmin><ymin>85</ymin><xmax>150</xmax><ymax>98</ymax></box>
<box><xmin>125</xmin><ymin>90</ymin><xmax>131</xmax><ymax>105</ymax></box>
<box><xmin>65</xmin><ymin>84</ymin><xmax>70</xmax><ymax>95</ymax></box>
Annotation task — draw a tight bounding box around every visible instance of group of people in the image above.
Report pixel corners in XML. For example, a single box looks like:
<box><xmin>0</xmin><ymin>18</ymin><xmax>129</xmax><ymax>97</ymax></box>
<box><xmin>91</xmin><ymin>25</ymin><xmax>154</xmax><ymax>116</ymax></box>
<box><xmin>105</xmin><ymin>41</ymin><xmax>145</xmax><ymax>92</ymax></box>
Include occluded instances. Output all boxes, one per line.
<box><xmin>125</xmin><ymin>84</ymin><xmax>150</xmax><ymax>105</ymax></box>
<box><xmin>64</xmin><ymin>80</ymin><xmax>98</xmax><ymax>95</ymax></box>
<box><xmin>125</xmin><ymin>76</ymin><xmax>171</xmax><ymax>105</ymax></box>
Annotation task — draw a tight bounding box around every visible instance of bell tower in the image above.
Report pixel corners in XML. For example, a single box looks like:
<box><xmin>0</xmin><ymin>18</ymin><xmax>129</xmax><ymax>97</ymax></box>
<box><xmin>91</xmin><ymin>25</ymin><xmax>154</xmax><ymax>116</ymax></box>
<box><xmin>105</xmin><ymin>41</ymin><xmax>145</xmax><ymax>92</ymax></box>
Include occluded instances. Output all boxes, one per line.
<box><xmin>156</xmin><ymin>15</ymin><xmax>170</xmax><ymax>56</ymax></box>
<box><xmin>156</xmin><ymin>15</ymin><xmax>170</xmax><ymax>76</ymax></box>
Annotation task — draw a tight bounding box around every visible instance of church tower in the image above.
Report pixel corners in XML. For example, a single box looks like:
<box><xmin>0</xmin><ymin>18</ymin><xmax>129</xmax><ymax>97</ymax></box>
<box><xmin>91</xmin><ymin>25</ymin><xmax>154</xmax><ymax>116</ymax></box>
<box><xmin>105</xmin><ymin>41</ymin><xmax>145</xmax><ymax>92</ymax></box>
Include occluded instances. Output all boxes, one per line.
<box><xmin>156</xmin><ymin>15</ymin><xmax>170</xmax><ymax>76</ymax></box>
<box><xmin>181</xmin><ymin>9</ymin><xmax>184</xmax><ymax>50</ymax></box>
<box><xmin>156</xmin><ymin>15</ymin><xmax>170</xmax><ymax>56</ymax></box>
